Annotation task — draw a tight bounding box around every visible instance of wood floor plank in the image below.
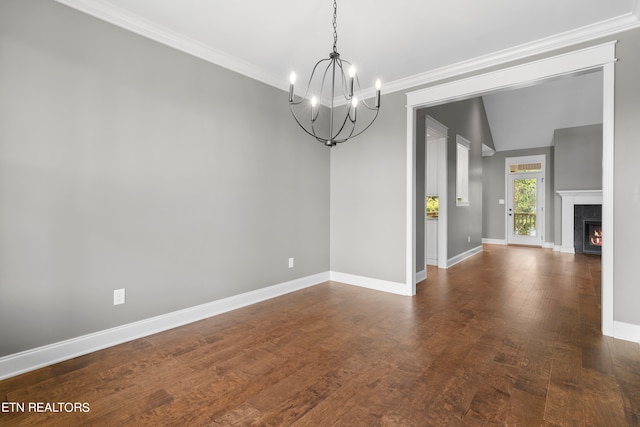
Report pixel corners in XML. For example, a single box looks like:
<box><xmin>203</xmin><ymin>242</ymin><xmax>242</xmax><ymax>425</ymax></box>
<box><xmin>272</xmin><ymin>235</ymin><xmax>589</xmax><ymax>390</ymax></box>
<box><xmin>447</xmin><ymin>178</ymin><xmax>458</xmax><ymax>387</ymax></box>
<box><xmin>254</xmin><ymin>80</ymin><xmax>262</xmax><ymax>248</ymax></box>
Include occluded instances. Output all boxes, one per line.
<box><xmin>2</xmin><ymin>246</ymin><xmax>639</xmax><ymax>426</ymax></box>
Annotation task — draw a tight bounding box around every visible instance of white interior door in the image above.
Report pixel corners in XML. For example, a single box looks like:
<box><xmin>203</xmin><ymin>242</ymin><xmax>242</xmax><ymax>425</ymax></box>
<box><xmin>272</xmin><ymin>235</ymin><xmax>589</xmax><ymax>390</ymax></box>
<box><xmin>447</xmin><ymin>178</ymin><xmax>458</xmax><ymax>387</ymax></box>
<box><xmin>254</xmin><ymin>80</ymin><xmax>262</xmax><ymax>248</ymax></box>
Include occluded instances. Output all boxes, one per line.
<box><xmin>507</xmin><ymin>172</ymin><xmax>544</xmax><ymax>246</ymax></box>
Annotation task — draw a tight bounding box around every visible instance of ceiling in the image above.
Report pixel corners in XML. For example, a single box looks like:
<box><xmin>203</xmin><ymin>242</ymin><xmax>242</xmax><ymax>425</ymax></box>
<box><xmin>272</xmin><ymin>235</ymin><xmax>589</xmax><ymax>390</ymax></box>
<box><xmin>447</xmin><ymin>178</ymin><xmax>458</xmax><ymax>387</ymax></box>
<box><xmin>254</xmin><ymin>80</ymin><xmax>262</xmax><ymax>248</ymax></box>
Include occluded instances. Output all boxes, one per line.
<box><xmin>54</xmin><ymin>0</ymin><xmax>640</xmax><ymax>151</ymax></box>
<box><xmin>482</xmin><ymin>71</ymin><xmax>603</xmax><ymax>152</ymax></box>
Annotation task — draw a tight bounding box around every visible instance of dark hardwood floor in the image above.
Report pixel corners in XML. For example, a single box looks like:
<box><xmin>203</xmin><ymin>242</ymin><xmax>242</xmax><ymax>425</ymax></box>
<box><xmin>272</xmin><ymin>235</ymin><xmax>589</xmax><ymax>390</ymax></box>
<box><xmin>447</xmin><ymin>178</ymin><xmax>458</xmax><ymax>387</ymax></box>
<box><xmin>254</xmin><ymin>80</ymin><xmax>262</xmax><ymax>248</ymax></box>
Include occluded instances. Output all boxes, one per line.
<box><xmin>1</xmin><ymin>245</ymin><xmax>639</xmax><ymax>426</ymax></box>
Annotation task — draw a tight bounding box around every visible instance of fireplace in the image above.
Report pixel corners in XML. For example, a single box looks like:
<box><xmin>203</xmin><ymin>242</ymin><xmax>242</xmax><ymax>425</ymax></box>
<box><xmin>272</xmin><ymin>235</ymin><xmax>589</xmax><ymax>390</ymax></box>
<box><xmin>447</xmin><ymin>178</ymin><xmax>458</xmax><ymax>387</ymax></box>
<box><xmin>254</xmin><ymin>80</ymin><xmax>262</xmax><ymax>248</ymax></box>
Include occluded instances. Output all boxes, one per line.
<box><xmin>583</xmin><ymin>220</ymin><xmax>602</xmax><ymax>254</ymax></box>
<box><xmin>557</xmin><ymin>190</ymin><xmax>602</xmax><ymax>254</ymax></box>
<box><xmin>574</xmin><ymin>204</ymin><xmax>602</xmax><ymax>255</ymax></box>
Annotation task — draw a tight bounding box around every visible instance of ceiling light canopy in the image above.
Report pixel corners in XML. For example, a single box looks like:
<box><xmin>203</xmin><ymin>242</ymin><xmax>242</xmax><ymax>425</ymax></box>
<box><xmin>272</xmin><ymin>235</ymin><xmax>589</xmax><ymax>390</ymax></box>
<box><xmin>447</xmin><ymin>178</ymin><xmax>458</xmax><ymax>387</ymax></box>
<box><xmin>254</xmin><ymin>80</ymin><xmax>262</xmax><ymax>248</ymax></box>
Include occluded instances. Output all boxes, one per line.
<box><xmin>289</xmin><ymin>0</ymin><xmax>381</xmax><ymax>147</ymax></box>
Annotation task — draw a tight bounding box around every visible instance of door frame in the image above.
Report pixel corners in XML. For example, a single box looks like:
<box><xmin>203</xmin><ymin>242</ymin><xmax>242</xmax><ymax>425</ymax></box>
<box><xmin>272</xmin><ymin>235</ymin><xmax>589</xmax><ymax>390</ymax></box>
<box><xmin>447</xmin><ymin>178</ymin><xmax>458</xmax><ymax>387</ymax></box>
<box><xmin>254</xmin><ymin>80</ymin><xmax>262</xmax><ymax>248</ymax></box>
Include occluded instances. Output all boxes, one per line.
<box><xmin>405</xmin><ymin>41</ymin><xmax>616</xmax><ymax>336</ymax></box>
<box><xmin>505</xmin><ymin>155</ymin><xmax>546</xmax><ymax>246</ymax></box>
<box><xmin>425</xmin><ymin>116</ymin><xmax>448</xmax><ymax>270</ymax></box>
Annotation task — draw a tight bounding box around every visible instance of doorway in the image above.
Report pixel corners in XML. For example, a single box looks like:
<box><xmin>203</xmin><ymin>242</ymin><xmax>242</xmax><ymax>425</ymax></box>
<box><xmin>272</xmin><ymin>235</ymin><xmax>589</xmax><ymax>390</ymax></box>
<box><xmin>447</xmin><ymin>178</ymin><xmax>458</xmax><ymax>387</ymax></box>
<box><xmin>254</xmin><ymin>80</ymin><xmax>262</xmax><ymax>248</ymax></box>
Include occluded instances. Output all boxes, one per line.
<box><xmin>405</xmin><ymin>42</ymin><xmax>615</xmax><ymax>336</ymax></box>
<box><xmin>506</xmin><ymin>155</ymin><xmax>545</xmax><ymax>246</ymax></box>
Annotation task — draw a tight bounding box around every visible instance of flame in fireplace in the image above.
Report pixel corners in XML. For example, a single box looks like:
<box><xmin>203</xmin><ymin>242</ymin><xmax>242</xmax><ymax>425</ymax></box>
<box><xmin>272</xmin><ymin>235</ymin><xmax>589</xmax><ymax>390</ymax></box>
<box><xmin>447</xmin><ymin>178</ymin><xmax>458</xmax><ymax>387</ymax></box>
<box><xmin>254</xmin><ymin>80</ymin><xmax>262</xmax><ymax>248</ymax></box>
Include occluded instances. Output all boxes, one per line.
<box><xmin>590</xmin><ymin>227</ymin><xmax>602</xmax><ymax>246</ymax></box>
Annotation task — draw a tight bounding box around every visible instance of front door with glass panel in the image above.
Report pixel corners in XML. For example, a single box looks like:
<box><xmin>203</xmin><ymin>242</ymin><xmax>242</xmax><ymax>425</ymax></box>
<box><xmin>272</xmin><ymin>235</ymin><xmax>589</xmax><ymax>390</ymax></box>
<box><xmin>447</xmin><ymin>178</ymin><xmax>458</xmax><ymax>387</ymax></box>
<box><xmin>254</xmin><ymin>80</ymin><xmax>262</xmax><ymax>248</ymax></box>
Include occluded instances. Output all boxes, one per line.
<box><xmin>507</xmin><ymin>167</ymin><xmax>544</xmax><ymax>246</ymax></box>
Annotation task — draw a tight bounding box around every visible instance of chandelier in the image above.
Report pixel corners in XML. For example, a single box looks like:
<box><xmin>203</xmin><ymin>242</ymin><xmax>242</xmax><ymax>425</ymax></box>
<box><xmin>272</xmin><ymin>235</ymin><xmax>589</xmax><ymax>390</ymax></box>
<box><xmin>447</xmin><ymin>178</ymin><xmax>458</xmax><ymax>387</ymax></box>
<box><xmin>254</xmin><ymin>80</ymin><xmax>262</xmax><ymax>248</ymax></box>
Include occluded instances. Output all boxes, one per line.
<box><xmin>288</xmin><ymin>0</ymin><xmax>381</xmax><ymax>147</ymax></box>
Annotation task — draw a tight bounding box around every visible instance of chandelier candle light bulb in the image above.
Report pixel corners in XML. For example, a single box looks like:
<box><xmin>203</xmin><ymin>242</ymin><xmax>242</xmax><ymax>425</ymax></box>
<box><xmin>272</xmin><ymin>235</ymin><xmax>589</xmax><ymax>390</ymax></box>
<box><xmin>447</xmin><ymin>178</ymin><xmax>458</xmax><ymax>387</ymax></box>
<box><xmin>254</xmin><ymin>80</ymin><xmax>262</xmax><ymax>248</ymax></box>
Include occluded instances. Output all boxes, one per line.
<box><xmin>288</xmin><ymin>72</ymin><xmax>296</xmax><ymax>102</ymax></box>
<box><xmin>351</xmin><ymin>97</ymin><xmax>358</xmax><ymax>121</ymax></box>
<box><xmin>349</xmin><ymin>66</ymin><xmax>356</xmax><ymax>96</ymax></box>
<box><xmin>311</xmin><ymin>96</ymin><xmax>318</xmax><ymax>120</ymax></box>
<box><xmin>288</xmin><ymin>0</ymin><xmax>381</xmax><ymax>146</ymax></box>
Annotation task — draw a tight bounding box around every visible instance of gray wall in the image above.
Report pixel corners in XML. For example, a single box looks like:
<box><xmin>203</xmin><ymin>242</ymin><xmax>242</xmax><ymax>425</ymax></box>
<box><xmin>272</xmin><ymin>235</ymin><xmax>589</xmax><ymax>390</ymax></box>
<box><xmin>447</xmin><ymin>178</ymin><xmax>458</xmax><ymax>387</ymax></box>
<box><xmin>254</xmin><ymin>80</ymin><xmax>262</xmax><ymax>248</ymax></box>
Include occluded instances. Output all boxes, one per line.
<box><xmin>0</xmin><ymin>0</ymin><xmax>329</xmax><ymax>357</ymax></box>
<box><xmin>482</xmin><ymin>147</ymin><xmax>555</xmax><ymax>243</ymax></box>
<box><xmin>553</xmin><ymin>124</ymin><xmax>603</xmax><ymax>244</ymax></box>
<box><xmin>330</xmin><ymin>91</ymin><xmax>407</xmax><ymax>284</ymax></box>
<box><xmin>331</xmin><ymin>28</ymin><xmax>640</xmax><ymax>326</ymax></box>
<box><xmin>612</xmin><ymin>29</ymin><xmax>640</xmax><ymax>326</ymax></box>
<box><xmin>418</xmin><ymin>98</ymin><xmax>493</xmax><ymax>262</ymax></box>
<box><xmin>554</xmin><ymin>124</ymin><xmax>603</xmax><ymax>190</ymax></box>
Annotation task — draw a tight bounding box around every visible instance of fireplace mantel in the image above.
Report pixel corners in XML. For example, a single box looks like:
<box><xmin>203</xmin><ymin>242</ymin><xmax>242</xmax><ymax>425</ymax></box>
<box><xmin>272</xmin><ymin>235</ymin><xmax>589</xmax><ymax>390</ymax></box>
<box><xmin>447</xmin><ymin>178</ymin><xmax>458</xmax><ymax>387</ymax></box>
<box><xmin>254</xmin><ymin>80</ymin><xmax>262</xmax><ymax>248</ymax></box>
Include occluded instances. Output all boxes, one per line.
<box><xmin>557</xmin><ymin>190</ymin><xmax>603</xmax><ymax>253</ymax></box>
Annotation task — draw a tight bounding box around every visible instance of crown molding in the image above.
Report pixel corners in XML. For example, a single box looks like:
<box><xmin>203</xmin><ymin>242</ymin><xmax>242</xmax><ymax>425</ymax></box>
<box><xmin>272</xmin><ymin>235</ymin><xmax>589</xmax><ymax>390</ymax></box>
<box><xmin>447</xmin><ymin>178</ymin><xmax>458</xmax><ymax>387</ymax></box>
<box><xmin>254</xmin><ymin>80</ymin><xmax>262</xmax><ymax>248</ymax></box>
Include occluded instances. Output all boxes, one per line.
<box><xmin>53</xmin><ymin>0</ymin><xmax>285</xmax><ymax>90</ymax></box>
<box><xmin>55</xmin><ymin>0</ymin><xmax>640</xmax><ymax>97</ymax></box>
<box><xmin>383</xmin><ymin>12</ymin><xmax>640</xmax><ymax>96</ymax></box>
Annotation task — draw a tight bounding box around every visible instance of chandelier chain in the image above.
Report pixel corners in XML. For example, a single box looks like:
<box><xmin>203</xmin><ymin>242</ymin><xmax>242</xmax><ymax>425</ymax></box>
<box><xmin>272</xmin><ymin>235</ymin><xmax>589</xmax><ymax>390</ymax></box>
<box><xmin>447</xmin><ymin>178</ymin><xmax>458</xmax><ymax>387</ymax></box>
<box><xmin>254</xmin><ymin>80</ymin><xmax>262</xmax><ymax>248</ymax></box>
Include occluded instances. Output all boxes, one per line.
<box><xmin>332</xmin><ymin>0</ymin><xmax>338</xmax><ymax>53</ymax></box>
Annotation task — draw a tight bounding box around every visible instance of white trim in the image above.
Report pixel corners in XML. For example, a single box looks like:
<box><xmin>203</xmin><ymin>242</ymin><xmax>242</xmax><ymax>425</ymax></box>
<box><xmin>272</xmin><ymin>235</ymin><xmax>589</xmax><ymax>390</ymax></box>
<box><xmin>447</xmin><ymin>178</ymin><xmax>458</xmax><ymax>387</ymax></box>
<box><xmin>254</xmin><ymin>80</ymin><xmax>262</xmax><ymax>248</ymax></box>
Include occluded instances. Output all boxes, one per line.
<box><xmin>482</xmin><ymin>144</ymin><xmax>496</xmax><ymax>157</ymax></box>
<box><xmin>456</xmin><ymin>135</ymin><xmax>471</xmax><ymax>149</ymax></box>
<box><xmin>556</xmin><ymin>190</ymin><xmax>603</xmax><ymax>253</ymax></box>
<box><xmin>446</xmin><ymin>245</ymin><xmax>483</xmax><ymax>269</ymax></box>
<box><xmin>456</xmin><ymin>135</ymin><xmax>471</xmax><ymax>206</ymax></box>
<box><xmin>425</xmin><ymin>116</ymin><xmax>449</xmax><ymax>271</ymax></box>
<box><xmin>542</xmin><ymin>242</ymin><xmax>555</xmax><ymax>249</ymax></box>
<box><xmin>482</xmin><ymin>238</ymin><xmax>507</xmax><ymax>245</ymax></box>
<box><xmin>416</xmin><ymin>270</ymin><xmax>426</xmax><ymax>283</ymax></box>
<box><xmin>426</xmin><ymin>116</ymin><xmax>449</xmax><ymax>138</ymax></box>
<box><xmin>613</xmin><ymin>321</ymin><xmax>640</xmax><ymax>343</ymax></box>
<box><xmin>383</xmin><ymin>17</ymin><xmax>637</xmax><ymax>97</ymax></box>
<box><xmin>406</xmin><ymin>42</ymin><xmax>617</xmax><ymax>108</ymax></box>
<box><xmin>330</xmin><ymin>271</ymin><xmax>412</xmax><ymax>296</ymax></box>
<box><xmin>406</xmin><ymin>107</ymin><xmax>417</xmax><ymax>295</ymax></box>
<box><xmin>505</xmin><ymin>154</ymin><xmax>546</xmax><ymax>165</ymax></box>
<box><xmin>0</xmin><ymin>272</ymin><xmax>329</xmax><ymax>380</ymax></box>
<box><xmin>601</xmin><ymin>61</ymin><xmax>616</xmax><ymax>336</ymax></box>
<box><xmin>405</xmin><ymin>41</ymin><xmax>616</xmax><ymax>337</ymax></box>
<box><xmin>53</xmin><ymin>0</ymin><xmax>284</xmax><ymax>90</ymax></box>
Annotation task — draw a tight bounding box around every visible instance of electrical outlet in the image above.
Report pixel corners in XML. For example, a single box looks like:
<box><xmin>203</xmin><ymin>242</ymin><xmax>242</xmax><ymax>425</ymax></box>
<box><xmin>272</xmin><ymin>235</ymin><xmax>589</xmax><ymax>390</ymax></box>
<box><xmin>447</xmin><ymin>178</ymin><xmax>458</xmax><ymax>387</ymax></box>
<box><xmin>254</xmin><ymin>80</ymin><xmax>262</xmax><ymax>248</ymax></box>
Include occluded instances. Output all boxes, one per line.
<box><xmin>288</xmin><ymin>257</ymin><xmax>294</xmax><ymax>268</ymax></box>
<box><xmin>113</xmin><ymin>288</ymin><xmax>125</xmax><ymax>306</ymax></box>
<box><xmin>467</xmin><ymin>235</ymin><xmax>471</xmax><ymax>243</ymax></box>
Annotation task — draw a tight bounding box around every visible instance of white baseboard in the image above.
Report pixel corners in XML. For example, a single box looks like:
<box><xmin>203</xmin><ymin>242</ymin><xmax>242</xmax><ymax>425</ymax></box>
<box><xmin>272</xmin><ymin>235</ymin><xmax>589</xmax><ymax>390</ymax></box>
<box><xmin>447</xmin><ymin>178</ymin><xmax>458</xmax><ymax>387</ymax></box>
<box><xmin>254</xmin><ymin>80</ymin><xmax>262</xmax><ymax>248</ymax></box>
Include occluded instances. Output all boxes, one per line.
<box><xmin>483</xmin><ymin>239</ymin><xmax>555</xmax><ymax>249</ymax></box>
<box><xmin>447</xmin><ymin>245</ymin><xmax>483</xmax><ymax>268</ymax></box>
<box><xmin>553</xmin><ymin>245</ymin><xmax>562</xmax><ymax>252</ymax></box>
<box><xmin>482</xmin><ymin>238</ymin><xmax>507</xmax><ymax>245</ymax></box>
<box><xmin>613</xmin><ymin>321</ymin><xmax>640</xmax><ymax>343</ymax></box>
<box><xmin>329</xmin><ymin>271</ymin><xmax>411</xmax><ymax>296</ymax></box>
<box><xmin>0</xmin><ymin>272</ymin><xmax>330</xmax><ymax>380</ymax></box>
<box><xmin>416</xmin><ymin>269</ymin><xmax>426</xmax><ymax>283</ymax></box>
<box><xmin>559</xmin><ymin>246</ymin><xmax>576</xmax><ymax>254</ymax></box>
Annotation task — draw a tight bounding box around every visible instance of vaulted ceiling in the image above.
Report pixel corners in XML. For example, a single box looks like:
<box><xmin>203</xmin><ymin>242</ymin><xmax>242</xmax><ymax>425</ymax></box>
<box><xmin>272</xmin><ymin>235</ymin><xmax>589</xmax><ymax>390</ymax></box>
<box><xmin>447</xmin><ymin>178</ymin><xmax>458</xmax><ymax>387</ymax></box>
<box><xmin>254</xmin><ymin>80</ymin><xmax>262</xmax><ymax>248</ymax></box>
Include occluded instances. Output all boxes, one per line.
<box><xmin>482</xmin><ymin>71</ymin><xmax>604</xmax><ymax>152</ymax></box>
<box><xmin>54</xmin><ymin>0</ymin><xmax>640</xmax><ymax>151</ymax></box>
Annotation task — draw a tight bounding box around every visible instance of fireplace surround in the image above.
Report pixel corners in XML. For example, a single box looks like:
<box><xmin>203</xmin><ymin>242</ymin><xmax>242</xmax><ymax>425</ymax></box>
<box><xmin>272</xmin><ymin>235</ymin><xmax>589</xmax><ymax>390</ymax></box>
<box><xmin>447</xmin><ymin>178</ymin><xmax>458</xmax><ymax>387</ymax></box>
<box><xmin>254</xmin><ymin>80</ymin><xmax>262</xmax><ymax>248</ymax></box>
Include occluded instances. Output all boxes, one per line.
<box><xmin>557</xmin><ymin>190</ymin><xmax>603</xmax><ymax>254</ymax></box>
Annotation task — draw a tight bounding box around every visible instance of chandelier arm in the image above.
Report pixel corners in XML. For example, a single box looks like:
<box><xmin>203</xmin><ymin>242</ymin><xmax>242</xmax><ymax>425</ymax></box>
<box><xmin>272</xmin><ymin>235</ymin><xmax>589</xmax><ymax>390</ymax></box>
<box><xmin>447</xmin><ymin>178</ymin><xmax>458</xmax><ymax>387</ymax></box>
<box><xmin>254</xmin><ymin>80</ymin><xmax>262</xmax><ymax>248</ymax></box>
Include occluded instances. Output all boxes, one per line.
<box><xmin>350</xmin><ymin>73</ymin><xmax>379</xmax><ymax>110</ymax></box>
<box><xmin>330</xmin><ymin>105</ymin><xmax>355</xmax><ymax>142</ymax></box>
<box><xmin>329</xmin><ymin>56</ymin><xmax>336</xmax><ymax>140</ymax></box>
<box><xmin>319</xmin><ymin>57</ymin><xmax>334</xmax><ymax>101</ymax></box>
<box><xmin>289</xmin><ymin>104</ymin><xmax>316</xmax><ymax>137</ymax></box>
<box><xmin>308</xmin><ymin>57</ymin><xmax>331</xmax><ymax>97</ymax></box>
<box><xmin>333</xmin><ymin>108</ymin><xmax>380</xmax><ymax>144</ymax></box>
<box><xmin>332</xmin><ymin>113</ymin><xmax>357</xmax><ymax>144</ymax></box>
<box><xmin>290</xmin><ymin>104</ymin><xmax>332</xmax><ymax>145</ymax></box>
<box><xmin>312</xmin><ymin>60</ymin><xmax>335</xmax><ymax>124</ymax></box>
<box><xmin>335</xmin><ymin>57</ymin><xmax>352</xmax><ymax>100</ymax></box>
<box><xmin>309</xmin><ymin>59</ymin><xmax>336</xmax><ymax>139</ymax></box>
<box><xmin>358</xmin><ymin>100</ymin><xmax>380</xmax><ymax>111</ymax></box>
<box><xmin>289</xmin><ymin>58</ymin><xmax>332</xmax><ymax>106</ymax></box>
